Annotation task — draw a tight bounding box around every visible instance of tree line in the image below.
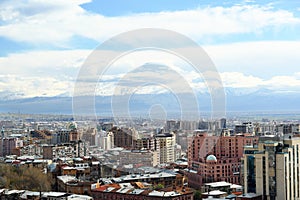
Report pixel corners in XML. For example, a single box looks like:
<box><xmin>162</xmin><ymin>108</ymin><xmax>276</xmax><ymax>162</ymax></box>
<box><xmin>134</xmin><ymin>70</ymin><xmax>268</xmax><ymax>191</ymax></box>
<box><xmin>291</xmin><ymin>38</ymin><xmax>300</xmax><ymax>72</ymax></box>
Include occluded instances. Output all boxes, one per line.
<box><xmin>0</xmin><ymin>164</ymin><xmax>52</xmax><ymax>191</ymax></box>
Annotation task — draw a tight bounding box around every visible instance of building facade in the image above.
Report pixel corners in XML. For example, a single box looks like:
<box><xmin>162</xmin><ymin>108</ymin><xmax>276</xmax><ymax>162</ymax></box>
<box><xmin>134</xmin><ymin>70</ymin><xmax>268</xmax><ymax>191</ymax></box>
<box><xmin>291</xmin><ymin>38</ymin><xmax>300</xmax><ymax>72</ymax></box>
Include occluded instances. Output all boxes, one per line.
<box><xmin>187</xmin><ymin>132</ymin><xmax>258</xmax><ymax>188</ymax></box>
<box><xmin>156</xmin><ymin>133</ymin><xmax>176</xmax><ymax>164</ymax></box>
<box><xmin>242</xmin><ymin>136</ymin><xmax>300</xmax><ymax>200</ymax></box>
<box><xmin>0</xmin><ymin>137</ymin><xmax>23</xmax><ymax>157</ymax></box>
<box><xmin>119</xmin><ymin>149</ymin><xmax>159</xmax><ymax>167</ymax></box>
<box><xmin>111</xmin><ymin>127</ymin><xmax>139</xmax><ymax>149</ymax></box>
<box><xmin>95</xmin><ymin>130</ymin><xmax>114</xmax><ymax>150</ymax></box>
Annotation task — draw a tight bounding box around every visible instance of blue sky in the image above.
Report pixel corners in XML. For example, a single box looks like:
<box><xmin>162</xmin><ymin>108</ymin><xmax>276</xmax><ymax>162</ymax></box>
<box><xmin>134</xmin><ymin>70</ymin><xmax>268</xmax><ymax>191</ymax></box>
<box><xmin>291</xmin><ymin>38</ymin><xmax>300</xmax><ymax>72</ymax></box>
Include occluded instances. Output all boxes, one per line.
<box><xmin>80</xmin><ymin>0</ymin><xmax>300</xmax><ymax>17</ymax></box>
<box><xmin>0</xmin><ymin>0</ymin><xmax>300</xmax><ymax>99</ymax></box>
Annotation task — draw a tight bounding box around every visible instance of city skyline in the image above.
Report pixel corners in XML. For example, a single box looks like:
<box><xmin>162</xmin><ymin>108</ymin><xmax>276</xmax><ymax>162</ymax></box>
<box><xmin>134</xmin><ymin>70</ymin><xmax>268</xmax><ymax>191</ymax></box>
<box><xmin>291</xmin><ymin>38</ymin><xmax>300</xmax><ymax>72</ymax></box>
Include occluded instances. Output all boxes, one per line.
<box><xmin>2</xmin><ymin>1</ymin><xmax>300</xmax><ymax>198</ymax></box>
<box><xmin>0</xmin><ymin>0</ymin><xmax>300</xmax><ymax>109</ymax></box>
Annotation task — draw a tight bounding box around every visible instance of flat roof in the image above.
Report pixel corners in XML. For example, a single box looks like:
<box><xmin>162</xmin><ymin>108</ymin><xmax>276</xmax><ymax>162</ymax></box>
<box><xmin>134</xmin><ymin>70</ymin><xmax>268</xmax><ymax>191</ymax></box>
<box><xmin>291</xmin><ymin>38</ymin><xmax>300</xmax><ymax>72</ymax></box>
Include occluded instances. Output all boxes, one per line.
<box><xmin>42</xmin><ymin>192</ymin><xmax>67</xmax><ymax>197</ymax></box>
<box><xmin>116</xmin><ymin>188</ymin><xmax>131</xmax><ymax>194</ymax></box>
<box><xmin>202</xmin><ymin>190</ymin><xmax>227</xmax><ymax>195</ymax></box>
<box><xmin>67</xmin><ymin>194</ymin><xmax>93</xmax><ymax>200</ymax></box>
<box><xmin>5</xmin><ymin>190</ymin><xmax>25</xmax><ymax>195</ymax></box>
<box><xmin>148</xmin><ymin>190</ymin><xmax>165</xmax><ymax>197</ymax></box>
<box><xmin>112</xmin><ymin>172</ymin><xmax>176</xmax><ymax>182</ymax></box>
<box><xmin>104</xmin><ymin>187</ymin><xmax>116</xmax><ymax>192</ymax></box>
<box><xmin>62</xmin><ymin>166</ymin><xmax>75</xmax><ymax>170</ymax></box>
<box><xmin>205</xmin><ymin>181</ymin><xmax>231</xmax><ymax>188</ymax></box>
<box><xmin>130</xmin><ymin>189</ymin><xmax>144</xmax><ymax>195</ymax></box>
<box><xmin>20</xmin><ymin>191</ymin><xmax>40</xmax><ymax>198</ymax></box>
<box><xmin>164</xmin><ymin>191</ymin><xmax>180</xmax><ymax>197</ymax></box>
<box><xmin>93</xmin><ymin>184</ymin><xmax>193</xmax><ymax>197</ymax></box>
<box><xmin>238</xmin><ymin>193</ymin><xmax>262</xmax><ymax>198</ymax></box>
<box><xmin>230</xmin><ymin>184</ymin><xmax>243</xmax><ymax>189</ymax></box>
<box><xmin>57</xmin><ymin>175</ymin><xmax>77</xmax><ymax>183</ymax></box>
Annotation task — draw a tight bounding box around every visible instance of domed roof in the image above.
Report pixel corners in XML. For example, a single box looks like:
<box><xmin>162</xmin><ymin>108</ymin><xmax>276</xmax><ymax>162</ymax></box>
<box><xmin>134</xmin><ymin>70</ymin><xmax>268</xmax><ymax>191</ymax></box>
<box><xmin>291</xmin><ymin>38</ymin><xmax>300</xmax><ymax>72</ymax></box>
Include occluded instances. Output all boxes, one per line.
<box><xmin>206</xmin><ymin>154</ymin><xmax>217</xmax><ymax>162</ymax></box>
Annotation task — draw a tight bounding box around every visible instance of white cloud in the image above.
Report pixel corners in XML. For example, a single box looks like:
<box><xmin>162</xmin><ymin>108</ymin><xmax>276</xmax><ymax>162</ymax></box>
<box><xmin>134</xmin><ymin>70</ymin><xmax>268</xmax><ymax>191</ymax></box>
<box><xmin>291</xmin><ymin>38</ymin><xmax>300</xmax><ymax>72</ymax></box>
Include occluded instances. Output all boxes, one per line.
<box><xmin>1</xmin><ymin>69</ymin><xmax>300</xmax><ymax>99</ymax></box>
<box><xmin>0</xmin><ymin>75</ymin><xmax>74</xmax><ymax>99</ymax></box>
<box><xmin>1</xmin><ymin>41</ymin><xmax>299</xmax><ymax>80</ymax></box>
<box><xmin>0</xmin><ymin>1</ymin><xmax>299</xmax><ymax>45</ymax></box>
<box><xmin>0</xmin><ymin>50</ymin><xmax>91</xmax><ymax>76</ymax></box>
<box><xmin>0</xmin><ymin>1</ymin><xmax>299</xmax><ymax>100</ymax></box>
<box><xmin>204</xmin><ymin>41</ymin><xmax>300</xmax><ymax>78</ymax></box>
<box><xmin>0</xmin><ymin>0</ymin><xmax>93</xmax><ymax>45</ymax></box>
<box><xmin>0</xmin><ymin>49</ymin><xmax>91</xmax><ymax>99</ymax></box>
<box><xmin>220</xmin><ymin>72</ymin><xmax>300</xmax><ymax>93</ymax></box>
<box><xmin>221</xmin><ymin>72</ymin><xmax>263</xmax><ymax>88</ymax></box>
<box><xmin>1</xmin><ymin>40</ymin><xmax>300</xmax><ymax>98</ymax></box>
<box><xmin>265</xmin><ymin>75</ymin><xmax>300</xmax><ymax>89</ymax></box>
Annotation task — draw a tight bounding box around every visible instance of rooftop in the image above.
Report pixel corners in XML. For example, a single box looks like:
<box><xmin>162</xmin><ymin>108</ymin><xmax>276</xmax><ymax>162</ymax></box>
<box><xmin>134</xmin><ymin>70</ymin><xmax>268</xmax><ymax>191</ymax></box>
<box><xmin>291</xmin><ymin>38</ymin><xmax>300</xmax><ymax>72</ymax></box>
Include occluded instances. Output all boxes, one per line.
<box><xmin>202</xmin><ymin>190</ymin><xmax>227</xmax><ymax>196</ymax></box>
<box><xmin>57</xmin><ymin>175</ymin><xmax>77</xmax><ymax>183</ymax></box>
<box><xmin>238</xmin><ymin>193</ymin><xmax>262</xmax><ymax>198</ymax></box>
<box><xmin>110</xmin><ymin>171</ymin><xmax>176</xmax><ymax>182</ymax></box>
<box><xmin>92</xmin><ymin>183</ymin><xmax>192</xmax><ymax>197</ymax></box>
<box><xmin>206</xmin><ymin>155</ymin><xmax>217</xmax><ymax>162</ymax></box>
<box><xmin>205</xmin><ymin>181</ymin><xmax>231</xmax><ymax>188</ymax></box>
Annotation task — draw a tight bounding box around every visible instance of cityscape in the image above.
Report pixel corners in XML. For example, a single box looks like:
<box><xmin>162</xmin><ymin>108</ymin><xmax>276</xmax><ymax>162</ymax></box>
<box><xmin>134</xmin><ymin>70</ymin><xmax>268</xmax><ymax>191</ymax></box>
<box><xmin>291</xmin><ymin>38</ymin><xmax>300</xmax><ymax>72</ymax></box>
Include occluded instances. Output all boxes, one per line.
<box><xmin>1</xmin><ymin>115</ymin><xmax>300</xmax><ymax>199</ymax></box>
<box><xmin>1</xmin><ymin>0</ymin><xmax>300</xmax><ymax>200</ymax></box>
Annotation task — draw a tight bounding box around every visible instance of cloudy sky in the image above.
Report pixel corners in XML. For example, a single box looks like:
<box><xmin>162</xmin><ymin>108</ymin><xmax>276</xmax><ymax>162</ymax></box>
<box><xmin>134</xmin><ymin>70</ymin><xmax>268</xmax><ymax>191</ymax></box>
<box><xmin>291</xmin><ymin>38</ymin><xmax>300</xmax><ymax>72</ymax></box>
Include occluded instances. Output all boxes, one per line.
<box><xmin>0</xmin><ymin>0</ymin><xmax>300</xmax><ymax>99</ymax></box>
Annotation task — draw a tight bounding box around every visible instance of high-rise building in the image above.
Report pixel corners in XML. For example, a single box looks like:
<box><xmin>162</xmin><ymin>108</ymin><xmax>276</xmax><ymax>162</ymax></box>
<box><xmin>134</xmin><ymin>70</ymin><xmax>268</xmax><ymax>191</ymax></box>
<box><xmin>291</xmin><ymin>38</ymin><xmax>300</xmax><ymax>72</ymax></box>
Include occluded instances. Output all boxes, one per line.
<box><xmin>206</xmin><ymin>119</ymin><xmax>227</xmax><ymax>135</ymax></box>
<box><xmin>179</xmin><ymin>120</ymin><xmax>199</xmax><ymax>131</ymax></box>
<box><xmin>69</xmin><ymin>129</ymin><xmax>80</xmax><ymax>142</ymax></box>
<box><xmin>220</xmin><ymin>118</ymin><xmax>227</xmax><ymax>129</ymax></box>
<box><xmin>42</xmin><ymin>145</ymin><xmax>54</xmax><ymax>159</ymax></box>
<box><xmin>135</xmin><ymin>137</ymin><xmax>159</xmax><ymax>151</ymax></box>
<box><xmin>51</xmin><ymin>130</ymin><xmax>71</xmax><ymax>144</ymax></box>
<box><xmin>242</xmin><ymin>135</ymin><xmax>300</xmax><ymax>200</ymax></box>
<box><xmin>111</xmin><ymin>127</ymin><xmax>139</xmax><ymax>149</ymax></box>
<box><xmin>166</xmin><ymin>120</ymin><xmax>179</xmax><ymax>132</ymax></box>
<box><xmin>81</xmin><ymin>128</ymin><xmax>97</xmax><ymax>146</ymax></box>
<box><xmin>235</xmin><ymin>122</ymin><xmax>253</xmax><ymax>134</ymax></box>
<box><xmin>276</xmin><ymin>124</ymin><xmax>300</xmax><ymax>135</ymax></box>
<box><xmin>255</xmin><ymin>122</ymin><xmax>277</xmax><ymax>135</ymax></box>
<box><xmin>156</xmin><ymin>132</ymin><xmax>176</xmax><ymax>164</ymax></box>
<box><xmin>186</xmin><ymin>131</ymin><xmax>258</xmax><ymax>189</ymax></box>
<box><xmin>0</xmin><ymin>137</ymin><xmax>23</xmax><ymax>157</ymax></box>
<box><xmin>199</xmin><ymin>120</ymin><xmax>209</xmax><ymax>130</ymax></box>
<box><xmin>95</xmin><ymin>130</ymin><xmax>114</xmax><ymax>150</ymax></box>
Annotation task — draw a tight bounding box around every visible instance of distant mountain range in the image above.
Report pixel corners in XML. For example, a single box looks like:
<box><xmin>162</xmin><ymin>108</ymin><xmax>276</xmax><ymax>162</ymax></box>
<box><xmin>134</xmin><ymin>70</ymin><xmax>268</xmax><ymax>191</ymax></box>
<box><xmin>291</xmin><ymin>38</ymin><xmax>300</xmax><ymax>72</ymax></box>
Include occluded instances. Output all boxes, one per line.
<box><xmin>0</xmin><ymin>88</ymin><xmax>299</xmax><ymax>116</ymax></box>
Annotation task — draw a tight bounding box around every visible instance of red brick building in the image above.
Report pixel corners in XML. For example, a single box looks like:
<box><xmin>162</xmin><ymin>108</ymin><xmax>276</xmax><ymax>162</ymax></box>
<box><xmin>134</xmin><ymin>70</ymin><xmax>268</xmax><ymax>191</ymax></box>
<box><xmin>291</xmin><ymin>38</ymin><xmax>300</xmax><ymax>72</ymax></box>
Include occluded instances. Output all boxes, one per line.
<box><xmin>186</xmin><ymin>132</ymin><xmax>258</xmax><ymax>188</ymax></box>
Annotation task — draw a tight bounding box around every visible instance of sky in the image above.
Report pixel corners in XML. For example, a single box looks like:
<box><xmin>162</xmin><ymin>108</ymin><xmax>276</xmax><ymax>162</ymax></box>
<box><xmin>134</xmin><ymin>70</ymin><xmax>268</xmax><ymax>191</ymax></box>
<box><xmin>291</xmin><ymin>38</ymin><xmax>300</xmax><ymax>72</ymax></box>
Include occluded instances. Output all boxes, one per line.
<box><xmin>0</xmin><ymin>0</ymin><xmax>300</xmax><ymax>100</ymax></box>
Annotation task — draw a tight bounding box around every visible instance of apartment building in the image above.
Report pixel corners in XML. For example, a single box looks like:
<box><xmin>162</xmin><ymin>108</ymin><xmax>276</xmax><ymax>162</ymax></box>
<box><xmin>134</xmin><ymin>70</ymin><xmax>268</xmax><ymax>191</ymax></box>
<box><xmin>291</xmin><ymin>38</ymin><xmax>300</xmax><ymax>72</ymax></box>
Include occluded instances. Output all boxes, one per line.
<box><xmin>156</xmin><ymin>132</ymin><xmax>176</xmax><ymax>164</ymax></box>
<box><xmin>242</xmin><ymin>135</ymin><xmax>300</xmax><ymax>200</ymax></box>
